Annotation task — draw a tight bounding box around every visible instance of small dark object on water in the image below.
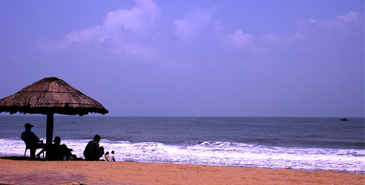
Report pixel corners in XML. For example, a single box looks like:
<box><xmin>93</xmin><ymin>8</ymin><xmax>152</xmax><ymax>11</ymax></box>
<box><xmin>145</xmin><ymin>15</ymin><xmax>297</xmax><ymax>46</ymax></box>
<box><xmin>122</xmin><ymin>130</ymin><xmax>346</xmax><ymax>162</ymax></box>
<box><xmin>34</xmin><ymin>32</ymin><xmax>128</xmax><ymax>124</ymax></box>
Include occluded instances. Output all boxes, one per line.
<box><xmin>340</xmin><ymin>118</ymin><xmax>348</xmax><ymax>121</ymax></box>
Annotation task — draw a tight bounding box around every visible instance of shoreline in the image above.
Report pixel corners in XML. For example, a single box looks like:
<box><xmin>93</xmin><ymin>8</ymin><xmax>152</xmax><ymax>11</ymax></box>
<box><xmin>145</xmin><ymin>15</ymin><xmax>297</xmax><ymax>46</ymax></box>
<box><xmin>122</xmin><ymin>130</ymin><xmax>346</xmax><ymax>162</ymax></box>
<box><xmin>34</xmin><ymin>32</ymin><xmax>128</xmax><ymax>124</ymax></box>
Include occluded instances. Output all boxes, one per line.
<box><xmin>0</xmin><ymin>157</ymin><xmax>363</xmax><ymax>185</ymax></box>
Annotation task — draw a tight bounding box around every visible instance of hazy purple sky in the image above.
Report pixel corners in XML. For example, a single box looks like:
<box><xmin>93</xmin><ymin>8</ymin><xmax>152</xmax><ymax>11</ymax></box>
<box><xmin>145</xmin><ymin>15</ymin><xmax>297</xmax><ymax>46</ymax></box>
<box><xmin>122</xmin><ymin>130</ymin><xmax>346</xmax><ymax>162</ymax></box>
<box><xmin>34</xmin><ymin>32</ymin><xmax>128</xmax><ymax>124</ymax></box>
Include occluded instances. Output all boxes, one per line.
<box><xmin>0</xmin><ymin>0</ymin><xmax>364</xmax><ymax>117</ymax></box>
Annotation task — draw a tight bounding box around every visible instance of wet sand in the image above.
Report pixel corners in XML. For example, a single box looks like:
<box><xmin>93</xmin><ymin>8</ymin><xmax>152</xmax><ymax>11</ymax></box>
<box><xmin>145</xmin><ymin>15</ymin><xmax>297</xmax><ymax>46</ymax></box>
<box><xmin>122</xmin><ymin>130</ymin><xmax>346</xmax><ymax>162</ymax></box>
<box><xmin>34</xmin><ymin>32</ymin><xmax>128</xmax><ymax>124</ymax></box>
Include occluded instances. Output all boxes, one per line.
<box><xmin>0</xmin><ymin>157</ymin><xmax>363</xmax><ymax>185</ymax></box>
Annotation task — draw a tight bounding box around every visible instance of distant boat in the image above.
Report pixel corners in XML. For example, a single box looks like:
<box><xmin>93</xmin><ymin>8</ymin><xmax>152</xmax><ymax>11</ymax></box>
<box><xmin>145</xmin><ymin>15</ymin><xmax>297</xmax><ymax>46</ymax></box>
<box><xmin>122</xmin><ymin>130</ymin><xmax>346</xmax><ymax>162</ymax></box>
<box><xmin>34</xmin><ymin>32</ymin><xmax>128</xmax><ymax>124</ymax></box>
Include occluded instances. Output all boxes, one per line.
<box><xmin>341</xmin><ymin>118</ymin><xmax>349</xmax><ymax>121</ymax></box>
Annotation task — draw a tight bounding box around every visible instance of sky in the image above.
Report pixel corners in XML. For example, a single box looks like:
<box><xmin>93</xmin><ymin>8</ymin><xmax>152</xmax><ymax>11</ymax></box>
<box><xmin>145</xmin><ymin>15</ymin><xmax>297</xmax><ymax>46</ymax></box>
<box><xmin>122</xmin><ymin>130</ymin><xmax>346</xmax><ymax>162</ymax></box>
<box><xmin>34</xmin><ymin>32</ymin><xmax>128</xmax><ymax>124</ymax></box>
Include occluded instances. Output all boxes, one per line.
<box><xmin>0</xmin><ymin>0</ymin><xmax>364</xmax><ymax>117</ymax></box>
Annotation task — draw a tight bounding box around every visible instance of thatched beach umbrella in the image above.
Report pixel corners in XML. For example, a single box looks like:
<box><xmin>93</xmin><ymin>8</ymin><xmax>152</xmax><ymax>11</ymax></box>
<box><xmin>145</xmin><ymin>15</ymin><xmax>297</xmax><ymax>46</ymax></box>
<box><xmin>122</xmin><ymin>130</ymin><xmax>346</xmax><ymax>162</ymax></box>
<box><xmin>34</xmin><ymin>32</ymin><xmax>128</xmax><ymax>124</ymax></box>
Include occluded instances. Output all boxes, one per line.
<box><xmin>0</xmin><ymin>77</ymin><xmax>108</xmax><ymax>158</ymax></box>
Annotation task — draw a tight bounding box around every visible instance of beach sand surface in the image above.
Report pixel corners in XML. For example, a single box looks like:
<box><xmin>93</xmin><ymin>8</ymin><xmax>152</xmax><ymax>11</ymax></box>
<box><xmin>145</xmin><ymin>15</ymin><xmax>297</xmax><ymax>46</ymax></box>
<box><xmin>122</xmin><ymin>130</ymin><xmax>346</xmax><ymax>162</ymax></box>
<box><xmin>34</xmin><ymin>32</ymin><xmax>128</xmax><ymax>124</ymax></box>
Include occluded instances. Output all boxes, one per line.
<box><xmin>0</xmin><ymin>157</ymin><xmax>363</xmax><ymax>185</ymax></box>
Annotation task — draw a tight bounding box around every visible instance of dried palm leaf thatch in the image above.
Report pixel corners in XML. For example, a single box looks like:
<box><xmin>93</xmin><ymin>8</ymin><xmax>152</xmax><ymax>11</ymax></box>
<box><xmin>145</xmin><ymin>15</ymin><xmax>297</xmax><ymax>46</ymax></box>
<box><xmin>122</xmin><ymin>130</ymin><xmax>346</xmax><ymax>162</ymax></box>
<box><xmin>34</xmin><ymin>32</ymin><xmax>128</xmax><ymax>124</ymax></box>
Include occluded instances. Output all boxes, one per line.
<box><xmin>0</xmin><ymin>77</ymin><xmax>108</xmax><ymax>116</ymax></box>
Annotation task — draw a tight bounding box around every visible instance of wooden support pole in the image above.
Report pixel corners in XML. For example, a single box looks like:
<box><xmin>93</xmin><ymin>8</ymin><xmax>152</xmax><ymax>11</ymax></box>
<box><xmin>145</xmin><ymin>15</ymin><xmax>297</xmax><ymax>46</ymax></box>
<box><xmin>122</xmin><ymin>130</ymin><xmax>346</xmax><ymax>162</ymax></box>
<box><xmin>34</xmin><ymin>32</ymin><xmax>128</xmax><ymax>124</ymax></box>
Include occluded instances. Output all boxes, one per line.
<box><xmin>46</xmin><ymin>113</ymin><xmax>54</xmax><ymax>159</ymax></box>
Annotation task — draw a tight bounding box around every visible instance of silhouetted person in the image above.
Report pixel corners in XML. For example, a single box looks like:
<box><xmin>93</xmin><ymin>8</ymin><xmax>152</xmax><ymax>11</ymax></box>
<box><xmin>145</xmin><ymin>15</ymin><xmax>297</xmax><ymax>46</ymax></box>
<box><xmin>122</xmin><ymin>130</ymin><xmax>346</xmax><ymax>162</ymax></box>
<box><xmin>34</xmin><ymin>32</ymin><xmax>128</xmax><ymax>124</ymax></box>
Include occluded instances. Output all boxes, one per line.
<box><xmin>48</xmin><ymin>136</ymin><xmax>73</xmax><ymax>160</ymax></box>
<box><xmin>83</xmin><ymin>135</ymin><xmax>104</xmax><ymax>161</ymax></box>
<box><xmin>21</xmin><ymin>123</ymin><xmax>45</xmax><ymax>159</ymax></box>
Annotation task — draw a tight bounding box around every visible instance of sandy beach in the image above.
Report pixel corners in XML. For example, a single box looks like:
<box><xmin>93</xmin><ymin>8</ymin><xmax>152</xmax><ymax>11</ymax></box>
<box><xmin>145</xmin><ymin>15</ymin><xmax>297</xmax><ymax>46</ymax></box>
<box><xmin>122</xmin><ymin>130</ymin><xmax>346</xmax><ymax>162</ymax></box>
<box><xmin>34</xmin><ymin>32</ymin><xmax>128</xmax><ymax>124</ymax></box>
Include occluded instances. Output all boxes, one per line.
<box><xmin>0</xmin><ymin>157</ymin><xmax>363</xmax><ymax>185</ymax></box>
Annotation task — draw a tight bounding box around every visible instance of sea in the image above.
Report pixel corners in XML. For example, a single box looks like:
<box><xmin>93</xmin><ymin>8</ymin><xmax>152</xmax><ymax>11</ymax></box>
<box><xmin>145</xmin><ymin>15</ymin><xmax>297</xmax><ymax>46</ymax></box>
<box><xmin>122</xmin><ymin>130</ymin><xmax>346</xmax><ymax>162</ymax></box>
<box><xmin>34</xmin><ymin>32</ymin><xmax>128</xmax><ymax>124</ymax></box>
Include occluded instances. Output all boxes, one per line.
<box><xmin>0</xmin><ymin>115</ymin><xmax>364</xmax><ymax>173</ymax></box>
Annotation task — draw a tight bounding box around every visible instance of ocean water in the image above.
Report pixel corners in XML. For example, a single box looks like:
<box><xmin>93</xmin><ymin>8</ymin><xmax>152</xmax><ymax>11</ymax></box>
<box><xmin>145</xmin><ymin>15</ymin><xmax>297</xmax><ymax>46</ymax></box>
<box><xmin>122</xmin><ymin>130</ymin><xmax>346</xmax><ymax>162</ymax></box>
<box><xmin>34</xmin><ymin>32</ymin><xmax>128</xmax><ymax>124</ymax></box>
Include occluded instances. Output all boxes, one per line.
<box><xmin>0</xmin><ymin>115</ymin><xmax>364</xmax><ymax>173</ymax></box>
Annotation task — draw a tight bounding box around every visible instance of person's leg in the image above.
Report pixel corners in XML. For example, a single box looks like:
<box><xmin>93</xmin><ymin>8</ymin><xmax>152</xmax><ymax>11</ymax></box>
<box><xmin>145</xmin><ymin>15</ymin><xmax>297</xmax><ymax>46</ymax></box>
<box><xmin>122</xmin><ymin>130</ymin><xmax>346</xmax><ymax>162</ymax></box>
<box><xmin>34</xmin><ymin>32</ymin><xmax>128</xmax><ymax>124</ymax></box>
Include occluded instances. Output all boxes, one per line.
<box><xmin>30</xmin><ymin>148</ymin><xmax>36</xmax><ymax>159</ymax></box>
<box><xmin>36</xmin><ymin>143</ymin><xmax>46</xmax><ymax>158</ymax></box>
<box><xmin>36</xmin><ymin>148</ymin><xmax>45</xmax><ymax>158</ymax></box>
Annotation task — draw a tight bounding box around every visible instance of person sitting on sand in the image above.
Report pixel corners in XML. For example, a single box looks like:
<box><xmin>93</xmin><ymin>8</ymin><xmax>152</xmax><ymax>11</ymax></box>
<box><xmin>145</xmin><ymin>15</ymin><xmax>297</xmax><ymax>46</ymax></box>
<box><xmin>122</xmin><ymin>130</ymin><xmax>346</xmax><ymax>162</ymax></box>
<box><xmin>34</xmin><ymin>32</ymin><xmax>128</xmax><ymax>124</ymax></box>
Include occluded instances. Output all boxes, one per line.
<box><xmin>48</xmin><ymin>136</ymin><xmax>73</xmax><ymax>160</ymax></box>
<box><xmin>104</xmin><ymin>151</ymin><xmax>110</xmax><ymax>161</ymax></box>
<box><xmin>83</xmin><ymin>135</ymin><xmax>104</xmax><ymax>161</ymax></box>
<box><xmin>110</xmin><ymin>150</ymin><xmax>115</xmax><ymax>162</ymax></box>
<box><xmin>21</xmin><ymin>123</ymin><xmax>46</xmax><ymax>159</ymax></box>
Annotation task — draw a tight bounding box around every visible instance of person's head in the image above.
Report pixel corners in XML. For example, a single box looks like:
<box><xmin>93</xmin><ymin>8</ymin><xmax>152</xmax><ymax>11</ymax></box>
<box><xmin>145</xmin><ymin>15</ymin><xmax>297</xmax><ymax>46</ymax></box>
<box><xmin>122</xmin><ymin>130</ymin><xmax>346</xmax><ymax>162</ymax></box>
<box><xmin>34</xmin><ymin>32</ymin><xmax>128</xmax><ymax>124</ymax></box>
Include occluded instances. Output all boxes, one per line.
<box><xmin>94</xmin><ymin>135</ymin><xmax>101</xmax><ymax>142</ymax></box>
<box><xmin>105</xmin><ymin>151</ymin><xmax>109</xmax><ymax>155</ymax></box>
<box><xmin>53</xmin><ymin>136</ymin><xmax>61</xmax><ymax>145</ymax></box>
<box><xmin>111</xmin><ymin>151</ymin><xmax>114</xmax><ymax>154</ymax></box>
<box><xmin>24</xmin><ymin>123</ymin><xmax>33</xmax><ymax>131</ymax></box>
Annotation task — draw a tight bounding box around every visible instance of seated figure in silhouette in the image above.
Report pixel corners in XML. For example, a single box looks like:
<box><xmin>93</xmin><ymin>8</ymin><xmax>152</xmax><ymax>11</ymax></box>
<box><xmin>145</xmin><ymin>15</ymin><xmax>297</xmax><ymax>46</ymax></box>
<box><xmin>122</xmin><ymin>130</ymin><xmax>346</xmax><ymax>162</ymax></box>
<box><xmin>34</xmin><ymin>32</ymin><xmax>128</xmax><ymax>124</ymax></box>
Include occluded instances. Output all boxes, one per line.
<box><xmin>21</xmin><ymin>123</ymin><xmax>46</xmax><ymax>159</ymax></box>
<box><xmin>48</xmin><ymin>136</ymin><xmax>73</xmax><ymax>160</ymax></box>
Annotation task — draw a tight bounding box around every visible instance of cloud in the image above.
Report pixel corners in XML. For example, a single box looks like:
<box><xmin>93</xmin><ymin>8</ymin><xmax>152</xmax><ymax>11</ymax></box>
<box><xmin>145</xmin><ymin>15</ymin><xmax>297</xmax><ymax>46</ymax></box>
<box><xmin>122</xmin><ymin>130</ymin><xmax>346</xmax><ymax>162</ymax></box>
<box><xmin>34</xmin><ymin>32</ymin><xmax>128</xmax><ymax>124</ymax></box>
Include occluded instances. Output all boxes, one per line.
<box><xmin>292</xmin><ymin>30</ymin><xmax>307</xmax><ymax>40</ymax></box>
<box><xmin>37</xmin><ymin>0</ymin><xmax>159</xmax><ymax>56</ymax></box>
<box><xmin>173</xmin><ymin>8</ymin><xmax>215</xmax><ymax>38</ymax></box>
<box><xmin>292</xmin><ymin>11</ymin><xmax>364</xmax><ymax>41</ymax></box>
<box><xmin>318</xmin><ymin>11</ymin><xmax>364</xmax><ymax>32</ymax></box>
<box><xmin>64</xmin><ymin>26</ymin><xmax>106</xmax><ymax>44</ymax></box>
<box><xmin>103</xmin><ymin>0</ymin><xmax>159</xmax><ymax>36</ymax></box>
<box><xmin>228</xmin><ymin>29</ymin><xmax>254</xmax><ymax>47</ymax></box>
<box><xmin>67</xmin><ymin>0</ymin><xmax>158</xmax><ymax>43</ymax></box>
<box><xmin>214</xmin><ymin>20</ymin><xmax>256</xmax><ymax>51</ymax></box>
<box><xmin>212</xmin><ymin>10</ymin><xmax>363</xmax><ymax>61</ymax></box>
<box><xmin>337</xmin><ymin>11</ymin><xmax>363</xmax><ymax>26</ymax></box>
<box><xmin>308</xmin><ymin>19</ymin><xmax>316</xmax><ymax>23</ymax></box>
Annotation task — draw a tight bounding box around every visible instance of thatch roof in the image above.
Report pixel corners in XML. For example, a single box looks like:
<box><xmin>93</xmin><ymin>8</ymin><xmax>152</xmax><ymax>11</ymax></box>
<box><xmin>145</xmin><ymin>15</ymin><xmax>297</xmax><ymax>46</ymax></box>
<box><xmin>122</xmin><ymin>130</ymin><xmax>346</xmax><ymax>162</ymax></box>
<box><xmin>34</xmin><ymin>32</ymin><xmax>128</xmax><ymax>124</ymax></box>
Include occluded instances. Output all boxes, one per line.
<box><xmin>0</xmin><ymin>77</ymin><xmax>108</xmax><ymax>116</ymax></box>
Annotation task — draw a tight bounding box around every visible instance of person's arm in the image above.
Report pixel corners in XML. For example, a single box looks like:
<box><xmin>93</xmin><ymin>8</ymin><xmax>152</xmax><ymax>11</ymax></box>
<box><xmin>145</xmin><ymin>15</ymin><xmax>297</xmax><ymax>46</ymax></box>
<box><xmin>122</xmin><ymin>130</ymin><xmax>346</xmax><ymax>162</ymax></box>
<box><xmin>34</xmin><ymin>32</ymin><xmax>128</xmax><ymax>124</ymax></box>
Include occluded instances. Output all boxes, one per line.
<box><xmin>30</xmin><ymin>132</ymin><xmax>40</xmax><ymax>142</ymax></box>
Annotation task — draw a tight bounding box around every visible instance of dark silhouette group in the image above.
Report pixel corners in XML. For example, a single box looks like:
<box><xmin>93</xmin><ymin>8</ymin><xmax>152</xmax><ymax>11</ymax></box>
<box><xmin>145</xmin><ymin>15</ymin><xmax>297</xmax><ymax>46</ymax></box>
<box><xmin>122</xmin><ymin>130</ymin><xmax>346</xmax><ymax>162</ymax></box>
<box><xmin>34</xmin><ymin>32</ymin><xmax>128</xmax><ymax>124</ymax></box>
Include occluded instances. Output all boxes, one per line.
<box><xmin>21</xmin><ymin>123</ymin><xmax>109</xmax><ymax>161</ymax></box>
<box><xmin>21</xmin><ymin>123</ymin><xmax>74</xmax><ymax>160</ymax></box>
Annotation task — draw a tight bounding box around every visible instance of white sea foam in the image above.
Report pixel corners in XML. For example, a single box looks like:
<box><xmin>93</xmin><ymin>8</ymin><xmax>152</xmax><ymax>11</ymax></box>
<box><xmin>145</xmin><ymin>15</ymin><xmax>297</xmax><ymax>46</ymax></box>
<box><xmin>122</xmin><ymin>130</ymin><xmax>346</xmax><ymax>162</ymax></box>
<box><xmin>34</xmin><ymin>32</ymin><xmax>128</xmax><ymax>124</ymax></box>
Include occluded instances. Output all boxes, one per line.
<box><xmin>1</xmin><ymin>139</ymin><xmax>364</xmax><ymax>173</ymax></box>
